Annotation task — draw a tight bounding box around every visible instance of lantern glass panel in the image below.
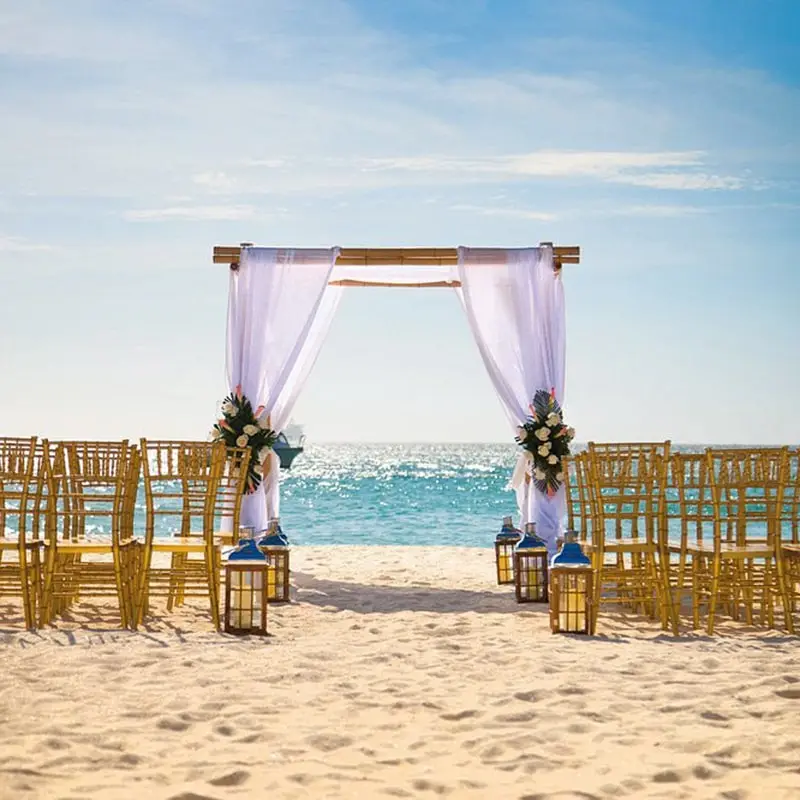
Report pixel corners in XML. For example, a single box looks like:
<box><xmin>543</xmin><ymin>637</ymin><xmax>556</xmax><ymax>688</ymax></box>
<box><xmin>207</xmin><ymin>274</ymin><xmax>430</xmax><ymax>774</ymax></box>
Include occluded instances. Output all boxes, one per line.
<box><xmin>495</xmin><ymin>541</ymin><xmax>517</xmax><ymax>584</ymax></box>
<box><xmin>557</xmin><ymin>571</ymin><xmax>588</xmax><ymax>633</ymax></box>
<box><xmin>516</xmin><ymin>551</ymin><xmax>548</xmax><ymax>602</ymax></box>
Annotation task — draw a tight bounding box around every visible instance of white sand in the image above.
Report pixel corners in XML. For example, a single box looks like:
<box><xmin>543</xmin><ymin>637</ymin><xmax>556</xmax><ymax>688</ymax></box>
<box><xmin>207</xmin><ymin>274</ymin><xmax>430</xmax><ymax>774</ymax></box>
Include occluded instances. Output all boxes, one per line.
<box><xmin>1</xmin><ymin>545</ymin><xmax>799</xmax><ymax>800</ymax></box>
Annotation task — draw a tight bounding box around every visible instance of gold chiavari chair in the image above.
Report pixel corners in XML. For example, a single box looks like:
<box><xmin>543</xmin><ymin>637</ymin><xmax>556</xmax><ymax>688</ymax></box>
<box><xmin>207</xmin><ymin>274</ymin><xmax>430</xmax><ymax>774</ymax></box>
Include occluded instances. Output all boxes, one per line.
<box><xmin>39</xmin><ymin>440</ymin><xmax>140</xmax><ymax>629</ymax></box>
<box><xmin>780</xmin><ymin>449</ymin><xmax>800</xmax><ymax>625</ymax></box>
<box><xmin>586</xmin><ymin>443</ymin><xmax>678</xmax><ymax>635</ymax></box>
<box><xmin>0</xmin><ymin>437</ymin><xmax>46</xmax><ymax>628</ymax></box>
<box><xmin>691</xmin><ymin>448</ymin><xmax>794</xmax><ymax>635</ymax></box>
<box><xmin>152</xmin><ymin>440</ymin><xmax>250</xmax><ymax>609</ymax></box>
<box><xmin>667</xmin><ymin>452</ymin><xmax>714</xmax><ymax>617</ymax></box>
<box><xmin>137</xmin><ymin>440</ymin><xmax>232</xmax><ymax>629</ymax></box>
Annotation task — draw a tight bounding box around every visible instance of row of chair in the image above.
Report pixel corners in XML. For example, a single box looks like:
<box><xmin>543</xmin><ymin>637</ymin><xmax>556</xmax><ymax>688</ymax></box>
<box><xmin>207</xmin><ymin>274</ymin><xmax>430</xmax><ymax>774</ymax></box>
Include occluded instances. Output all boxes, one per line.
<box><xmin>0</xmin><ymin>437</ymin><xmax>252</xmax><ymax>630</ymax></box>
<box><xmin>564</xmin><ymin>442</ymin><xmax>799</xmax><ymax>635</ymax></box>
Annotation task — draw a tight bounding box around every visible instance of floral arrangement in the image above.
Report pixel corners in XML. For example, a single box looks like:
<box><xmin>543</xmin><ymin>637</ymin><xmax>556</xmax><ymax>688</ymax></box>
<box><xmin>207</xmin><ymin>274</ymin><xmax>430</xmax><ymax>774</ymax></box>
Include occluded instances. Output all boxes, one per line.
<box><xmin>516</xmin><ymin>388</ymin><xmax>575</xmax><ymax>497</ymax></box>
<box><xmin>210</xmin><ymin>385</ymin><xmax>277</xmax><ymax>494</ymax></box>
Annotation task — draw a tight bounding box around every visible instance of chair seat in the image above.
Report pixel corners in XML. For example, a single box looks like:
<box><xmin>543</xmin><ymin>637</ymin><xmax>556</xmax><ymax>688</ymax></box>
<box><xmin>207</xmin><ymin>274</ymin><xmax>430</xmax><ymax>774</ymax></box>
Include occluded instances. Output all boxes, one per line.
<box><xmin>782</xmin><ymin>543</ymin><xmax>800</xmax><ymax>556</ymax></box>
<box><xmin>0</xmin><ymin>537</ymin><xmax>43</xmax><ymax>550</ymax></box>
<box><xmin>597</xmin><ymin>540</ymin><xmax>657</xmax><ymax>553</ymax></box>
<box><xmin>685</xmin><ymin>541</ymin><xmax>773</xmax><ymax>556</ymax></box>
<box><xmin>44</xmin><ymin>539</ymin><xmax>137</xmax><ymax>552</ymax></box>
<box><xmin>151</xmin><ymin>538</ymin><xmax>220</xmax><ymax>553</ymax></box>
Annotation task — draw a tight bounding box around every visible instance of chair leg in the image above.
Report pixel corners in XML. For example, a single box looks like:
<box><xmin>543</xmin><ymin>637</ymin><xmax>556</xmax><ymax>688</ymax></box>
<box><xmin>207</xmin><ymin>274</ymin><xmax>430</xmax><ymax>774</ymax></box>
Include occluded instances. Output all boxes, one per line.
<box><xmin>775</xmin><ymin>552</ymin><xmax>796</xmax><ymax>635</ymax></box>
<box><xmin>707</xmin><ymin>556</ymin><xmax>722</xmax><ymax>635</ymax></box>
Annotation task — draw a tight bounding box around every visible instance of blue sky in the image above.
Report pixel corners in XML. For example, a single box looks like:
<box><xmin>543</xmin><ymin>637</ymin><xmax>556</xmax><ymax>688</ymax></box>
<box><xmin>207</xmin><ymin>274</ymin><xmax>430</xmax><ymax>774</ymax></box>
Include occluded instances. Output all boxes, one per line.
<box><xmin>0</xmin><ymin>0</ymin><xmax>798</xmax><ymax>443</ymax></box>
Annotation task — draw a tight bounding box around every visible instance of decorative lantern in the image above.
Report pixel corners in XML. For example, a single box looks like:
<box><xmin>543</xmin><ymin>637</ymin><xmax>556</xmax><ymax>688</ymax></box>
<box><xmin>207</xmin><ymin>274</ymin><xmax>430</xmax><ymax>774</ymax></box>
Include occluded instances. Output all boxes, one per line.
<box><xmin>514</xmin><ymin>523</ymin><xmax>549</xmax><ymax>603</ymax></box>
<box><xmin>549</xmin><ymin>531</ymin><xmax>593</xmax><ymax>635</ymax></box>
<box><xmin>256</xmin><ymin>518</ymin><xmax>290</xmax><ymax>603</ymax></box>
<box><xmin>223</xmin><ymin>538</ymin><xmax>269</xmax><ymax>635</ymax></box>
<box><xmin>495</xmin><ymin>515</ymin><xmax>522</xmax><ymax>585</ymax></box>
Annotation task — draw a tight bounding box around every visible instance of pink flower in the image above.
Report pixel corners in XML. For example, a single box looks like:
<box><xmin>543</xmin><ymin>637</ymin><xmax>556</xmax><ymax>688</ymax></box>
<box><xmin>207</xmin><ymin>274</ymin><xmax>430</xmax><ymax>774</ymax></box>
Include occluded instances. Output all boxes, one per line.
<box><xmin>235</xmin><ymin>384</ymin><xmax>242</xmax><ymax>400</ymax></box>
<box><xmin>254</xmin><ymin>405</ymin><xmax>265</xmax><ymax>418</ymax></box>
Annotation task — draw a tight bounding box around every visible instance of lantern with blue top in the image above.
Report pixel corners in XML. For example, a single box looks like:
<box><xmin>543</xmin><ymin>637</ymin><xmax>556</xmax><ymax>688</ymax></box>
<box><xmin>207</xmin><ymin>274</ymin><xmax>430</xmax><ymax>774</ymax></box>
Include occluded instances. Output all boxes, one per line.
<box><xmin>514</xmin><ymin>522</ymin><xmax>549</xmax><ymax>603</ymax></box>
<box><xmin>549</xmin><ymin>531</ymin><xmax>593</xmax><ymax>635</ymax></box>
<box><xmin>495</xmin><ymin>515</ymin><xmax>522</xmax><ymax>585</ymax></box>
<box><xmin>256</xmin><ymin>518</ymin><xmax>290</xmax><ymax>602</ymax></box>
<box><xmin>223</xmin><ymin>536</ymin><xmax>269</xmax><ymax>635</ymax></box>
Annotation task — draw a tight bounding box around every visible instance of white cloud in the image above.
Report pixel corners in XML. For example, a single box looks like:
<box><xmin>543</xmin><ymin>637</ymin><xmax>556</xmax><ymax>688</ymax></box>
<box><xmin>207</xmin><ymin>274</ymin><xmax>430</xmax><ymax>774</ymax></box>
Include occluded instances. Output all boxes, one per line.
<box><xmin>602</xmin><ymin>204</ymin><xmax>709</xmax><ymax>217</ymax></box>
<box><xmin>611</xmin><ymin>173</ymin><xmax>747</xmax><ymax>191</ymax></box>
<box><xmin>123</xmin><ymin>205</ymin><xmax>256</xmax><ymax>222</ymax></box>
<box><xmin>0</xmin><ymin>235</ymin><xmax>54</xmax><ymax>252</ymax></box>
<box><xmin>450</xmin><ymin>205</ymin><xmax>558</xmax><ymax>222</ymax></box>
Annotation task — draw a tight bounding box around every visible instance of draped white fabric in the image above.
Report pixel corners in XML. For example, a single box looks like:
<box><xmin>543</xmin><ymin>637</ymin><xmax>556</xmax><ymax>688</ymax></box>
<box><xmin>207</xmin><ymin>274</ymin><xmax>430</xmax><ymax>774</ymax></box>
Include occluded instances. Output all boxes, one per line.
<box><xmin>457</xmin><ymin>246</ymin><xmax>566</xmax><ymax>552</ymax></box>
<box><xmin>226</xmin><ymin>247</ymin><xmax>340</xmax><ymax>531</ymax></box>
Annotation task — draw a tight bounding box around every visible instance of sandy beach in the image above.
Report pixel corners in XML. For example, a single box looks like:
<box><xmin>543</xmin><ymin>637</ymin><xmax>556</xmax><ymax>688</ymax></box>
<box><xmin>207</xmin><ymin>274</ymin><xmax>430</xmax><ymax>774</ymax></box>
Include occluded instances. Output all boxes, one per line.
<box><xmin>2</xmin><ymin>546</ymin><xmax>799</xmax><ymax>800</ymax></box>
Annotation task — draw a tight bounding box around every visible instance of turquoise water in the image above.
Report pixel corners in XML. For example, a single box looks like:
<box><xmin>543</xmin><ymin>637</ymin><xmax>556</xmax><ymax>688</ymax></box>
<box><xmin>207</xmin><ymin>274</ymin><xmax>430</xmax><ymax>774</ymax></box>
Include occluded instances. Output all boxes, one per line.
<box><xmin>278</xmin><ymin>443</ymin><xmax>521</xmax><ymax>547</ymax></box>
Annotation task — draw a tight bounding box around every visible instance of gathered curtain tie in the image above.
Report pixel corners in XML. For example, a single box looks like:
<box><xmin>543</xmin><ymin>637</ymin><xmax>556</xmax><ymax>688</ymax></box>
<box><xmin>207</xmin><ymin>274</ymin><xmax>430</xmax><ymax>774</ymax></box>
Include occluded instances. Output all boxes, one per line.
<box><xmin>508</xmin><ymin>450</ymin><xmax>533</xmax><ymax>493</ymax></box>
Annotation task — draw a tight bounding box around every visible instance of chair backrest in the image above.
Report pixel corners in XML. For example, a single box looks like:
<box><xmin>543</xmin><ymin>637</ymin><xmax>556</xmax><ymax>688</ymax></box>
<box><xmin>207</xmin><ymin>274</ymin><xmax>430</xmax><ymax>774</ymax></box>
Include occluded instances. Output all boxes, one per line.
<box><xmin>0</xmin><ymin>436</ymin><xmax>42</xmax><ymax>546</ymax></box>
<box><xmin>705</xmin><ymin>448</ymin><xmax>789</xmax><ymax>549</ymax></box>
<box><xmin>139</xmin><ymin>439</ymin><xmax>227</xmax><ymax>543</ymax></box>
<box><xmin>782</xmin><ymin>449</ymin><xmax>799</xmax><ymax>545</ymax></box>
<box><xmin>586</xmin><ymin>447</ymin><xmax>668</xmax><ymax>547</ymax></box>
<box><xmin>42</xmin><ymin>440</ymin><xmax>132</xmax><ymax>545</ymax></box>
<box><xmin>670</xmin><ymin>451</ymin><xmax>714</xmax><ymax>549</ymax></box>
<box><xmin>588</xmin><ymin>441</ymin><xmax>672</xmax><ymax>459</ymax></box>
<box><xmin>563</xmin><ymin>452</ymin><xmax>592</xmax><ymax>542</ymax></box>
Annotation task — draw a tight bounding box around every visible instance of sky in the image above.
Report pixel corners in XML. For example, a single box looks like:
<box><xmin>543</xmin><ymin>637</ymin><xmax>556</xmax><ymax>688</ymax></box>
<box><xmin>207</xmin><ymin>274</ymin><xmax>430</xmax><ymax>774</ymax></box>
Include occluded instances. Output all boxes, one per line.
<box><xmin>0</xmin><ymin>0</ymin><xmax>798</xmax><ymax>444</ymax></box>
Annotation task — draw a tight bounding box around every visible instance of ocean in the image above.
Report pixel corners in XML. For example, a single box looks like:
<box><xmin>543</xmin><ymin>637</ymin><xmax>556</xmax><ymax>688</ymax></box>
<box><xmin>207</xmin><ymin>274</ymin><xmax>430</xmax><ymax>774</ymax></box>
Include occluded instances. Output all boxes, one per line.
<box><xmin>277</xmin><ymin>443</ymin><xmax>522</xmax><ymax>547</ymax></box>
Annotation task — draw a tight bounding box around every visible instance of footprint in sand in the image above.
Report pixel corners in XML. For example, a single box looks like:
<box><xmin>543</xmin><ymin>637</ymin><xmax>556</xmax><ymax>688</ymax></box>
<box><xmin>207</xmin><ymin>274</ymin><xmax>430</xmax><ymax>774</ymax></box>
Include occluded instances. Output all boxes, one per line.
<box><xmin>652</xmin><ymin>769</ymin><xmax>683</xmax><ymax>783</ymax></box>
<box><xmin>208</xmin><ymin>770</ymin><xmax>250</xmax><ymax>787</ymax></box>
<box><xmin>440</xmin><ymin>709</ymin><xmax>482</xmax><ymax>722</ymax></box>
<box><xmin>513</xmin><ymin>691</ymin><xmax>540</xmax><ymax>703</ymax></box>
<box><xmin>412</xmin><ymin>778</ymin><xmax>451</xmax><ymax>794</ymax></box>
<box><xmin>213</xmin><ymin>723</ymin><xmax>236</xmax><ymax>736</ymax></box>
<box><xmin>167</xmin><ymin>794</ymin><xmax>222</xmax><ymax>800</ymax></box>
<box><xmin>519</xmin><ymin>792</ymin><xmax>601</xmax><ymax>799</ymax></box>
<box><xmin>775</xmin><ymin>688</ymin><xmax>800</xmax><ymax>699</ymax></box>
<box><xmin>307</xmin><ymin>733</ymin><xmax>353</xmax><ymax>752</ymax></box>
<box><xmin>157</xmin><ymin>718</ymin><xmax>191</xmax><ymax>732</ymax></box>
<box><xmin>495</xmin><ymin>710</ymin><xmax>538</xmax><ymax>723</ymax></box>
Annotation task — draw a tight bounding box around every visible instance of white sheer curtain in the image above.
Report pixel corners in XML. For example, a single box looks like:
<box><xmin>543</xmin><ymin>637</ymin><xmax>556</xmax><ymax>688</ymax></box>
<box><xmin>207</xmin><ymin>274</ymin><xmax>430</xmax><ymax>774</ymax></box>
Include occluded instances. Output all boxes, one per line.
<box><xmin>457</xmin><ymin>246</ymin><xmax>566</xmax><ymax>552</ymax></box>
<box><xmin>226</xmin><ymin>247</ymin><xmax>341</xmax><ymax>531</ymax></box>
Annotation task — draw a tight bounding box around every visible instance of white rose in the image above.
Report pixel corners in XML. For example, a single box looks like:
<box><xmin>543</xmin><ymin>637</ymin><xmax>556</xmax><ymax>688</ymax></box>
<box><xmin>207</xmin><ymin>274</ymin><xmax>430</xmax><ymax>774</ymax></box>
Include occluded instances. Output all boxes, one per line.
<box><xmin>243</xmin><ymin>424</ymin><xmax>259</xmax><ymax>436</ymax></box>
<box><xmin>547</xmin><ymin>454</ymin><xmax>558</xmax><ymax>465</ymax></box>
<box><xmin>534</xmin><ymin>427</ymin><xmax>550</xmax><ymax>441</ymax></box>
<box><xmin>546</xmin><ymin>412</ymin><xmax>560</xmax><ymax>428</ymax></box>
<box><xmin>236</xmin><ymin>434</ymin><xmax>249</xmax><ymax>448</ymax></box>
<box><xmin>537</xmin><ymin>443</ymin><xmax>551</xmax><ymax>457</ymax></box>
<box><xmin>556</xmin><ymin>471</ymin><xmax>564</xmax><ymax>482</ymax></box>
<box><xmin>208</xmin><ymin>428</ymin><xmax>219</xmax><ymax>442</ymax></box>
<box><xmin>566</xmin><ymin>427</ymin><xmax>576</xmax><ymax>439</ymax></box>
<box><xmin>221</xmin><ymin>400</ymin><xmax>235</xmax><ymax>415</ymax></box>
<box><xmin>516</xmin><ymin>426</ymin><xmax>528</xmax><ymax>442</ymax></box>
<box><xmin>533</xmin><ymin>467</ymin><xmax>546</xmax><ymax>480</ymax></box>
<box><xmin>254</xmin><ymin>464</ymin><xmax>263</xmax><ymax>475</ymax></box>
<box><xmin>257</xmin><ymin>414</ymin><xmax>272</xmax><ymax>430</ymax></box>
<box><xmin>258</xmin><ymin>447</ymin><xmax>270</xmax><ymax>464</ymax></box>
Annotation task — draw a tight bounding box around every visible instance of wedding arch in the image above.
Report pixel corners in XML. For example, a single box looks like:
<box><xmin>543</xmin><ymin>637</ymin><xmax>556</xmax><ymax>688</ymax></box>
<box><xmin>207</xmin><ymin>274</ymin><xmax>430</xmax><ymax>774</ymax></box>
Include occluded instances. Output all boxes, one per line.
<box><xmin>213</xmin><ymin>243</ymin><xmax>580</xmax><ymax>553</ymax></box>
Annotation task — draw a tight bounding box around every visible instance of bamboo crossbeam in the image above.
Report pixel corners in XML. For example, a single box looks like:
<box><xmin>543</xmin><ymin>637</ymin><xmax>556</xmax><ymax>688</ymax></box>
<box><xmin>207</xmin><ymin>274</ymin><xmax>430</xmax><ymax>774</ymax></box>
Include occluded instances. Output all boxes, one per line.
<box><xmin>213</xmin><ymin>244</ymin><xmax>580</xmax><ymax>268</ymax></box>
<box><xmin>329</xmin><ymin>279</ymin><xmax>461</xmax><ymax>288</ymax></box>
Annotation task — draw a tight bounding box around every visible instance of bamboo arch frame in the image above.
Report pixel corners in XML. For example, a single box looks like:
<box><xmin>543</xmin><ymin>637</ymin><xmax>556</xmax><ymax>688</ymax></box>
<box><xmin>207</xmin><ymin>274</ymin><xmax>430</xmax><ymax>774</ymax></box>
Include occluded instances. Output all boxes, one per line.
<box><xmin>213</xmin><ymin>243</ymin><xmax>580</xmax><ymax>288</ymax></box>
